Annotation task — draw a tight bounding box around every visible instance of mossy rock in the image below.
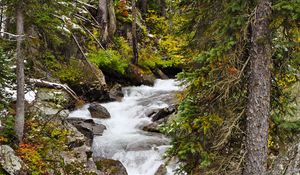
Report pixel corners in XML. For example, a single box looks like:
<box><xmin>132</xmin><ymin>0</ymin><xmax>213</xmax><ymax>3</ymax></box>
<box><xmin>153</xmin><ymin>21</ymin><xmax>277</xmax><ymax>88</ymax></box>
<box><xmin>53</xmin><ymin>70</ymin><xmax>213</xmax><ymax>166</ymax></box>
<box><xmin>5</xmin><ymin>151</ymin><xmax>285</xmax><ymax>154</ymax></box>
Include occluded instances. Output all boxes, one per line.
<box><xmin>37</xmin><ymin>88</ymin><xmax>70</xmax><ymax>106</ymax></box>
<box><xmin>126</xmin><ymin>64</ymin><xmax>155</xmax><ymax>86</ymax></box>
<box><xmin>95</xmin><ymin>159</ymin><xmax>128</xmax><ymax>175</ymax></box>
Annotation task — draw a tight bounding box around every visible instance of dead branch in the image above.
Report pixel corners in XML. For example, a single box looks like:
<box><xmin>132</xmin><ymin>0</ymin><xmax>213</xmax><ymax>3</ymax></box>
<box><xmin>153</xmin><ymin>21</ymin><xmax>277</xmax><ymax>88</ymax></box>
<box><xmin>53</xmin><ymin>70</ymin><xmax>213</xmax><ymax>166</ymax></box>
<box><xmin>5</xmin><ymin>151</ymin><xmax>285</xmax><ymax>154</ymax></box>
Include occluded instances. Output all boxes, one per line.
<box><xmin>28</xmin><ymin>78</ymin><xmax>80</xmax><ymax>102</ymax></box>
<box><xmin>0</xmin><ymin>31</ymin><xmax>25</xmax><ymax>38</ymax></box>
<box><xmin>212</xmin><ymin>109</ymin><xmax>245</xmax><ymax>149</ymax></box>
<box><xmin>75</xmin><ymin>0</ymin><xmax>97</xmax><ymax>10</ymax></box>
<box><xmin>82</xmin><ymin>25</ymin><xmax>106</xmax><ymax>50</ymax></box>
<box><xmin>71</xmin><ymin>34</ymin><xmax>106</xmax><ymax>86</ymax></box>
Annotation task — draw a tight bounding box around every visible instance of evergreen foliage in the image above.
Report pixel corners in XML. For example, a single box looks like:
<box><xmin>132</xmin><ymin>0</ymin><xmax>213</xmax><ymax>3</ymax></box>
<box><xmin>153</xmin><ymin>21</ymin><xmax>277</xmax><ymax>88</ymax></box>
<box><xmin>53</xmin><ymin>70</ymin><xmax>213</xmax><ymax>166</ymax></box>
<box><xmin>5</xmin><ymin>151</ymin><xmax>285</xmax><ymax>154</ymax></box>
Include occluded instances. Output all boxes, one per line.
<box><xmin>163</xmin><ymin>0</ymin><xmax>300</xmax><ymax>174</ymax></box>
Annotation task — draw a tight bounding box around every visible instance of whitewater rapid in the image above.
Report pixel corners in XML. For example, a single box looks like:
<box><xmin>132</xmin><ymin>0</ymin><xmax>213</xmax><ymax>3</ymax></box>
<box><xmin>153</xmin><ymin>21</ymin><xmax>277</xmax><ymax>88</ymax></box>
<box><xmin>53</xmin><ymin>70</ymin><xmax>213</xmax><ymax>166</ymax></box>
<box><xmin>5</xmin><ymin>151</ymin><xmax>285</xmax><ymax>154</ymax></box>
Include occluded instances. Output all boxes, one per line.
<box><xmin>69</xmin><ymin>79</ymin><xmax>180</xmax><ymax>175</ymax></box>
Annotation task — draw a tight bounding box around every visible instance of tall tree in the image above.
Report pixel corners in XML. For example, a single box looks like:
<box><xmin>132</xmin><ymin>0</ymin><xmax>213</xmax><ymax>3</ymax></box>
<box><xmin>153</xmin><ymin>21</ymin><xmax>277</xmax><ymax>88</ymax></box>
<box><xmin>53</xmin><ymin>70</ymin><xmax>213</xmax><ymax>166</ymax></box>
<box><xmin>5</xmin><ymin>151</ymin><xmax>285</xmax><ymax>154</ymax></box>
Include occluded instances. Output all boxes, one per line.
<box><xmin>244</xmin><ymin>0</ymin><xmax>272</xmax><ymax>174</ymax></box>
<box><xmin>107</xmin><ymin>0</ymin><xmax>116</xmax><ymax>38</ymax></box>
<box><xmin>140</xmin><ymin>0</ymin><xmax>147</xmax><ymax>13</ymax></box>
<box><xmin>98</xmin><ymin>0</ymin><xmax>108</xmax><ymax>45</ymax></box>
<box><xmin>165</xmin><ymin>0</ymin><xmax>299</xmax><ymax>174</ymax></box>
<box><xmin>131</xmin><ymin>0</ymin><xmax>138</xmax><ymax>64</ymax></box>
<box><xmin>15</xmin><ymin>0</ymin><xmax>25</xmax><ymax>143</ymax></box>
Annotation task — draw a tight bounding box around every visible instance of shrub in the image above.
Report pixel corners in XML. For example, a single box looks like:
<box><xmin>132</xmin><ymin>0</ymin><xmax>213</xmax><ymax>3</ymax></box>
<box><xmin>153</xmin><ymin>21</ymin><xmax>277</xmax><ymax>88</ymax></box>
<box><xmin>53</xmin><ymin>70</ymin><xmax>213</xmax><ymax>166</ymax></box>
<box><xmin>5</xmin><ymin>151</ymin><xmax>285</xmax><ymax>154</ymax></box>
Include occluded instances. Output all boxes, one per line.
<box><xmin>88</xmin><ymin>49</ymin><xmax>129</xmax><ymax>74</ymax></box>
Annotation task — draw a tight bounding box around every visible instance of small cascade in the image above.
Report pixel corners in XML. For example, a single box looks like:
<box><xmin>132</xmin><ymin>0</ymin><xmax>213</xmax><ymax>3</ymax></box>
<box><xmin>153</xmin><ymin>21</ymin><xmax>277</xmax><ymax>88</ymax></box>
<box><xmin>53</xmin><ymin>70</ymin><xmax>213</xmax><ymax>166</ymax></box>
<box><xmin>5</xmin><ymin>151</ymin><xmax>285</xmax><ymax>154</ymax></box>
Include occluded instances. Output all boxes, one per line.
<box><xmin>69</xmin><ymin>79</ymin><xmax>180</xmax><ymax>175</ymax></box>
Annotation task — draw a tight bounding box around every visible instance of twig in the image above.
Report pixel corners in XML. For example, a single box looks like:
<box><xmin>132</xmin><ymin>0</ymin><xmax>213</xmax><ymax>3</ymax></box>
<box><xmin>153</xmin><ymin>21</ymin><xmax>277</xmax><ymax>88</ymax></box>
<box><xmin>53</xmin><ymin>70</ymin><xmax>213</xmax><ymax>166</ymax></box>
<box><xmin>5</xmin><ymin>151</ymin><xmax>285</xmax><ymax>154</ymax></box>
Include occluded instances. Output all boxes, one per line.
<box><xmin>28</xmin><ymin>78</ymin><xmax>80</xmax><ymax>102</ymax></box>
<box><xmin>75</xmin><ymin>0</ymin><xmax>97</xmax><ymax>10</ymax></box>
<box><xmin>0</xmin><ymin>31</ymin><xmax>25</xmax><ymax>38</ymax></box>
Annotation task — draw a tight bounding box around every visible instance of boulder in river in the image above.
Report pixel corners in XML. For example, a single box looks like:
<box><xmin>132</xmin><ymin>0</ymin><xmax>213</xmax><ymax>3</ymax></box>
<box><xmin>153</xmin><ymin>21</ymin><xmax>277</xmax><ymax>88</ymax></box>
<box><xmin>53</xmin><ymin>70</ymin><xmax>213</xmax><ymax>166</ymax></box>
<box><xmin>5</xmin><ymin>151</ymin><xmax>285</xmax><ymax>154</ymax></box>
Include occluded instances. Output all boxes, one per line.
<box><xmin>150</xmin><ymin>105</ymin><xmax>177</xmax><ymax>122</ymax></box>
<box><xmin>0</xmin><ymin>145</ymin><xmax>28</xmax><ymax>175</ymax></box>
<box><xmin>88</xmin><ymin>103</ymin><xmax>111</xmax><ymax>119</ymax></box>
<box><xmin>109</xmin><ymin>83</ymin><xmax>124</xmax><ymax>101</ymax></box>
<box><xmin>67</xmin><ymin>118</ymin><xmax>107</xmax><ymax>146</ymax></box>
<box><xmin>94</xmin><ymin>159</ymin><xmax>128</xmax><ymax>175</ymax></box>
<box><xmin>155</xmin><ymin>164</ymin><xmax>167</xmax><ymax>175</ymax></box>
<box><xmin>143</xmin><ymin>122</ymin><xmax>160</xmax><ymax>133</ymax></box>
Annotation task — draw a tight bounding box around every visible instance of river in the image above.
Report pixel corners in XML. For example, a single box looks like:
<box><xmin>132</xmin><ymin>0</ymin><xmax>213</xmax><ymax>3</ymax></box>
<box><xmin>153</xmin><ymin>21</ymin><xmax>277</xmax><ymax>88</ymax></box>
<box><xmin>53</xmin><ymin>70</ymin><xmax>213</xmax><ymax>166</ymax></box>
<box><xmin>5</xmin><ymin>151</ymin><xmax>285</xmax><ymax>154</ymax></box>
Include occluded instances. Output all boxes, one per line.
<box><xmin>69</xmin><ymin>79</ymin><xmax>180</xmax><ymax>175</ymax></box>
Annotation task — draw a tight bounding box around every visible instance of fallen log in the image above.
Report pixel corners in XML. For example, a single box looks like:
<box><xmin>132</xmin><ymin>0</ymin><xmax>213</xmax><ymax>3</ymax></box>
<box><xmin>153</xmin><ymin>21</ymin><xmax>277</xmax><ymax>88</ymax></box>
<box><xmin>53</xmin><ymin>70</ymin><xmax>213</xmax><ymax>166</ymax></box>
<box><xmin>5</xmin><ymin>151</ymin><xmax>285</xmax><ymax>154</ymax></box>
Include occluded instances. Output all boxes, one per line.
<box><xmin>28</xmin><ymin>78</ymin><xmax>80</xmax><ymax>102</ymax></box>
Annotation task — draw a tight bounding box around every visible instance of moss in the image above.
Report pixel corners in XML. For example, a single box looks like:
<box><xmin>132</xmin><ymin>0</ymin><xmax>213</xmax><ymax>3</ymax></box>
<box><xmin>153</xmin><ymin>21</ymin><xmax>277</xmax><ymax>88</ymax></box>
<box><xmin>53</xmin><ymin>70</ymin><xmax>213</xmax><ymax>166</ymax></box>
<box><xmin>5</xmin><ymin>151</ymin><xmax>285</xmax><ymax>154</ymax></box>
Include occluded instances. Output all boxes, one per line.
<box><xmin>37</xmin><ymin>88</ymin><xmax>69</xmax><ymax>107</ymax></box>
<box><xmin>63</xmin><ymin>162</ymin><xmax>97</xmax><ymax>175</ymax></box>
<box><xmin>55</xmin><ymin>59</ymin><xmax>85</xmax><ymax>85</ymax></box>
<box><xmin>88</xmin><ymin>49</ymin><xmax>129</xmax><ymax>75</ymax></box>
<box><xmin>95</xmin><ymin>159</ymin><xmax>123</xmax><ymax>174</ymax></box>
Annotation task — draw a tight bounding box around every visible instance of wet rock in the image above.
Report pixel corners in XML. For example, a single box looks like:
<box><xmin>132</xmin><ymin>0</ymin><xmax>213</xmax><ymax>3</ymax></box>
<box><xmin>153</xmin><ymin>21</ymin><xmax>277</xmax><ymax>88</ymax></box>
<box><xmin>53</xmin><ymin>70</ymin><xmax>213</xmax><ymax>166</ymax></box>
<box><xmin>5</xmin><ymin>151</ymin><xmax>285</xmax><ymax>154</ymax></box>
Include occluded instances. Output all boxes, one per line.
<box><xmin>126</xmin><ymin>137</ymin><xmax>169</xmax><ymax>151</ymax></box>
<box><xmin>109</xmin><ymin>83</ymin><xmax>124</xmax><ymax>101</ymax></box>
<box><xmin>142</xmin><ymin>122</ymin><xmax>160</xmax><ymax>133</ymax></box>
<box><xmin>155</xmin><ymin>164</ymin><xmax>167</xmax><ymax>175</ymax></box>
<box><xmin>67</xmin><ymin>118</ymin><xmax>107</xmax><ymax>146</ymax></box>
<box><xmin>150</xmin><ymin>105</ymin><xmax>176</xmax><ymax>122</ymax></box>
<box><xmin>94</xmin><ymin>159</ymin><xmax>128</xmax><ymax>175</ymax></box>
<box><xmin>153</xmin><ymin>68</ymin><xmax>169</xmax><ymax>80</ymax></box>
<box><xmin>126</xmin><ymin>64</ymin><xmax>155</xmax><ymax>86</ymax></box>
<box><xmin>88</xmin><ymin>103</ymin><xmax>111</xmax><ymax>119</ymax></box>
<box><xmin>0</xmin><ymin>145</ymin><xmax>28</xmax><ymax>175</ymax></box>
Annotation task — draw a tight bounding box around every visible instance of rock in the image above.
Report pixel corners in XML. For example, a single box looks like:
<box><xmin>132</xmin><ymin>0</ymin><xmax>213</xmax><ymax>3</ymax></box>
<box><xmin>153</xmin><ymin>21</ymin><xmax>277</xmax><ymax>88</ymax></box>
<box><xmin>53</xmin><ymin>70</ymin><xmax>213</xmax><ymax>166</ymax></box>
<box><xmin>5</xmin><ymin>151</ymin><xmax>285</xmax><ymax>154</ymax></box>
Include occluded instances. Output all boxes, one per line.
<box><xmin>126</xmin><ymin>137</ymin><xmax>169</xmax><ymax>151</ymax></box>
<box><xmin>61</xmin><ymin>145</ymin><xmax>91</xmax><ymax>165</ymax></box>
<box><xmin>67</xmin><ymin>118</ymin><xmax>106</xmax><ymax>146</ymax></box>
<box><xmin>94</xmin><ymin>159</ymin><xmax>128</xmax><ymax>175</ymax></box>
<box><xmin>109</xmin><ymin>83</ymin><xmax>124</xmax><ymax>101</ymax></box>
<box><xmin>28</xmin><ymin>88</ymin><xmax>72</xmax><ymax>116</ymax></box>
<box><xmin>153</xmin><ymin>68</ymin><xmax>169</xmax><ymax>80</ymax></box>
<box><xmin>143</xmin><ymin>105</ymin><xmax>177</xmax><ymax>133</ymax></box>
<box><xmin>155</xmin><ymin>164</ymin><xmax>167</xmax><ymax>175</ymax></box>
<box><xmin>142</xmin><ymin>122</ymin><xmax>160</xmax><ymax>133</ymax></box>
<box><xmin>64</xmin><ymin>121</ymin><xmax>86</xmax><ymax>148</ymax></box>
<box><xmin>0</xmin><ymin>145</ymin><xmax>28</xmax><ymax>175</ymax></box>
<box><xmin>61</xmin><ymin>146</ymin><xmax>103</xmax><ymax>175</ymax></box>
<box><xmin>150</xmin><ymin>105</ymin><xmax>176</xmax><ymax>122</ymax></box>
<box><xmin>68</xmin><ymin>61</ymin><xmax>110</xmax><ymax>102</ymax></box>
<box><xmin>88</xmin><ymin>103</ymin><xmax>111</xmax><ymax>119</ymax></box>
<box><xmin>126</xmin><ymin>64</ymin><xmax>156</xmax><ymax>86</ymax></box>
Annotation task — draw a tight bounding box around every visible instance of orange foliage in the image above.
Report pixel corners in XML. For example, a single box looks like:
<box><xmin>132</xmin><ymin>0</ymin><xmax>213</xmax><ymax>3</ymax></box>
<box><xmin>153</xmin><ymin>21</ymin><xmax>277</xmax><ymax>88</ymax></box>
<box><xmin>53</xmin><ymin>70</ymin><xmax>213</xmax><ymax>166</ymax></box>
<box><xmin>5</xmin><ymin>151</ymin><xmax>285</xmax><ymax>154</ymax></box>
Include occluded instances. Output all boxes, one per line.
<box><xmin>227</xmin><ymin>67</ymin><xmax>239</xmax><ymax>76</ymax></box>
<box><xmin>0</xmin><ymin>136</ymin><xmax>8</xmax><ymax>143</ymax></box>
<box><xmin>16</xmin><ymin>143</ymin><xmax>39</xmax><ymax>159</ymax></box>
<box><xmin>118</xmin><ymin>0</ymin><xmax>129</xmax><ymax>17</ymax></box>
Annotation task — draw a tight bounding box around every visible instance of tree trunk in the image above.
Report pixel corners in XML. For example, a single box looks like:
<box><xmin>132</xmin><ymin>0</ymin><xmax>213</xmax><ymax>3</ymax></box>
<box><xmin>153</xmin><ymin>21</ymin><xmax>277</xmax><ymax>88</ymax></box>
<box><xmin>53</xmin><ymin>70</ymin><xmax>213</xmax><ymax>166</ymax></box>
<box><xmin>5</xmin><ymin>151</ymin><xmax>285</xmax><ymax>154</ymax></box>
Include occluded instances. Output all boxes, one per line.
<box><xmin>160</xmin><ymin>0</ymin><xmax>166</xmax><ymax>17</ymax></box>
<box><xmin>15</xmin><ymin>1</ymin><xmax>25</xmax><ymax>144</ymax></box>
<box><xmin>141</xmin><ymin>0</ymin><xmax>147</xmax><ymax>14</ymax></box>
<box><xmin>0</xmin><ymin>6</ymin><xmax>3</xmax><ymax>35</ymax></box>
<box><xmin>243</xmin><ymin>1</ymin><xmax>272</xmax><ymax>175</ymax></box>
<box><xmin>98</xmin><ymin>0</ymin><xmax>108</xmax><ymax>45</ymax></box>
<box><xmin>131</xmin><ymin>0</ymin><xmax>138</xmax><ymax>64</ymax></box>
<box><xmin>107</xmin><ymin>0</ymin><xmax>116</xmax><ymax>38</ymax></box>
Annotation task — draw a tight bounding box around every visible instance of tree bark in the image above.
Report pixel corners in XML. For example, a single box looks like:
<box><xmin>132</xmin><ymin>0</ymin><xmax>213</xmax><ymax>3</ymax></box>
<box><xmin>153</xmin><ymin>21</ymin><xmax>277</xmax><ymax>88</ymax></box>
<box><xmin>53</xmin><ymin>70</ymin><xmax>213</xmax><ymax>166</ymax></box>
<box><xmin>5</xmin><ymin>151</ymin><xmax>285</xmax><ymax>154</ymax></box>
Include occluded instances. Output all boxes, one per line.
<box><xmin>141</xmin><ymin>0</ymin><xmax>147</xmax><ymax>14</ymax></box>
<box><xmin>107</xmin><ymin>0</ymin><xmax>116</xmax><ymax>38</ymax></box>
<box><xmin>160</xmin><ymin>0</ymin><xmax>166</xmax><ymax>17</ymax></box>
<box><xmin>15</xmin><ymin>1</ymin><xmax>25</xmax><ymax>144</ymax></box>
<box><xmin>98</xmin><ymin>0</ymin><xmax>108</xmax><ymax>45</ymax></box>
<box><xmin>0</xmin><ymin>6</ymin><xmax>3</xmax><ymax>35</ymax></box>
<box><xmin>131</xmin><ymin>0</ymin><xmax>138</xmax><ymax>64</ymax></box>
<box><xmin>244</xmin><ymin>0</ymin><xmax>272</xmax><ymax>175</ymax></box>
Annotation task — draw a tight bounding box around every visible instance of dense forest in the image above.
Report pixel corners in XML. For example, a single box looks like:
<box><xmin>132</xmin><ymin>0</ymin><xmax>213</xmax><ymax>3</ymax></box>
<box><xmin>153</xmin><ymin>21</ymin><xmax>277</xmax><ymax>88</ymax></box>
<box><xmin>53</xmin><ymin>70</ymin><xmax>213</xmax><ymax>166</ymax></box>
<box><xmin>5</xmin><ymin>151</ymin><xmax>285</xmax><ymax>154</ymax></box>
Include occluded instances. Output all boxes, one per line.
<box><xmin>0</xmin><ymin>0</ymin><xmax>299</xmax><ymax>175</ymax></box>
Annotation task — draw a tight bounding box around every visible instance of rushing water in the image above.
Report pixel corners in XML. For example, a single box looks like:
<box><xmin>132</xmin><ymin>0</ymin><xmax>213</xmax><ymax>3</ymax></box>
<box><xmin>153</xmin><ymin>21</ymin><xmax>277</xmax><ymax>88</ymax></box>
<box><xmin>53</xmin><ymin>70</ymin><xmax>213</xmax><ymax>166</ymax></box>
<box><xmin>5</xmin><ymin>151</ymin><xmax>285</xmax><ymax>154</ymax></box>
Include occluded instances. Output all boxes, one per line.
<box><xmin>69</xmin><ymin>79</ymin><xmax>180</xmax><ymax>175</ymax></box>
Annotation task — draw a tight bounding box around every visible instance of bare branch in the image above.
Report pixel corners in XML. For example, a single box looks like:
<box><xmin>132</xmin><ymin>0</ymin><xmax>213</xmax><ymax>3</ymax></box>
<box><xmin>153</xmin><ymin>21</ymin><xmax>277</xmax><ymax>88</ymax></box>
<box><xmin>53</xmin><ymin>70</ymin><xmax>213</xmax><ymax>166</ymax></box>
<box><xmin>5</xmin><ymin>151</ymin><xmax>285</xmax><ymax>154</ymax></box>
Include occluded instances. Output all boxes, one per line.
<box><xmin>75</xmin><ymin>0</ymin><xmax>97</xmax><ymax>10</ymax></box>
<box><xmin>0</xmin><ymin>31</ymin><xmax>25</xmax><ymax>38</ymax></box>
